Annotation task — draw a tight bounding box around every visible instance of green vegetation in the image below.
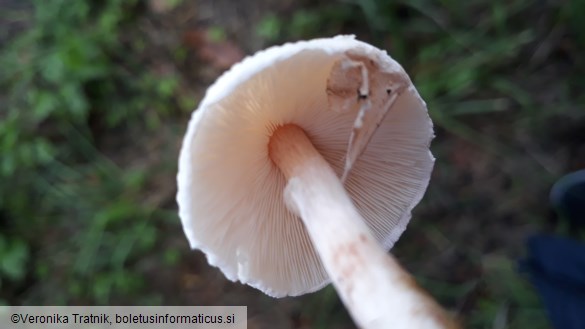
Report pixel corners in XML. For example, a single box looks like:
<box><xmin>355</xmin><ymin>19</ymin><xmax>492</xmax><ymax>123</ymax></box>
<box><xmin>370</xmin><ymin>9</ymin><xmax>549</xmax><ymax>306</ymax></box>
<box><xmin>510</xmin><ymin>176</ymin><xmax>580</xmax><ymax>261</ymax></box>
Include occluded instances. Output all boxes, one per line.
<box><xmin>2</xmin><ymin>0</ymin><xmax>583</xmax><ymax>328</ymax></box>
<box><xmin>0</xmin><ymin>0</ymin><xmax>183</xmax><ymax>304</ymax></box>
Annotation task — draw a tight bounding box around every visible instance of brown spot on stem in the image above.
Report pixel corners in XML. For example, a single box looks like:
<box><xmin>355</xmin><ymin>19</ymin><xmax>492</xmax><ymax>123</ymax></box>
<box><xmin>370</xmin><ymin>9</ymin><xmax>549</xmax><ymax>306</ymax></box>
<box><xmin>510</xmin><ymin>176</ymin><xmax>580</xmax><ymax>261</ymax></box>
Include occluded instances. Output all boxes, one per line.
<box><xmin>331</xmin><ymin>239</ymin><xmax>371</xmax><ymax>306</ymax></box>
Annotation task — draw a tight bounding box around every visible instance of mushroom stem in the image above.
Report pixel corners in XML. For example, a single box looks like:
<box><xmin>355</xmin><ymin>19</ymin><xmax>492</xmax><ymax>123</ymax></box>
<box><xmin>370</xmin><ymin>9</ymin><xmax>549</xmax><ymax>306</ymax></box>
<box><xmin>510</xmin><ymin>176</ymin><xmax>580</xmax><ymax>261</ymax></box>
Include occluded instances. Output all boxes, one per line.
<box><xmin>269</xmin><ymin>124</ymin><xmax>458</xmax><ymax>329</ymax></box>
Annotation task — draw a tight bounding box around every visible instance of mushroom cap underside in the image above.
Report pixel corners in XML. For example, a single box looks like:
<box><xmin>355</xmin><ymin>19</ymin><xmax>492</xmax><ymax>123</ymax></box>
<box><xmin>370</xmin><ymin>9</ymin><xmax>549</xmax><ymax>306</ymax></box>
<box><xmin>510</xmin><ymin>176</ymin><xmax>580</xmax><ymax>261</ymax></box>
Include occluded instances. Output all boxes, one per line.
<box><xmin>177</xmin><ymin>36</ymin><xmax>435</xmax><ymax>297</ymax></box>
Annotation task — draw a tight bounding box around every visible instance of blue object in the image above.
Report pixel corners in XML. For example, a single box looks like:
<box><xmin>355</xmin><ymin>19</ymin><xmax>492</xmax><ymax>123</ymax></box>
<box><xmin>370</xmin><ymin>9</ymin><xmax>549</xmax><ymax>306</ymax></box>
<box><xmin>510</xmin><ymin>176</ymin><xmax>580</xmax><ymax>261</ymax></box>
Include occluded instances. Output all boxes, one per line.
<box><xmin>519</xmin><ymin>169</ymin><xmax>585</xmax><ymax>329</ymax></box>
<box><xmin>520</xmin><ymin>235</ymin><xmax>585</xmax><ymax>329</ymax></box>
<box><xmin>550</xmin><ymin>169</ymin><xmax>585</xmax><ymax>231</ymax></box>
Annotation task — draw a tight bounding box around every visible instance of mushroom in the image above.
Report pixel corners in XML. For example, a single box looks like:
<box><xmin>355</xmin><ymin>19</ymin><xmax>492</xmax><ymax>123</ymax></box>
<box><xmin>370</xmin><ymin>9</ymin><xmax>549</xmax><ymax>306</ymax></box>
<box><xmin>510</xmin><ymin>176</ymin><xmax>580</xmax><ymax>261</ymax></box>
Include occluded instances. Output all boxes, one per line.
<box><xmin>177</xmin><ymin>36</ymin><xmax>458</xmax><ymax>328</ymax></box>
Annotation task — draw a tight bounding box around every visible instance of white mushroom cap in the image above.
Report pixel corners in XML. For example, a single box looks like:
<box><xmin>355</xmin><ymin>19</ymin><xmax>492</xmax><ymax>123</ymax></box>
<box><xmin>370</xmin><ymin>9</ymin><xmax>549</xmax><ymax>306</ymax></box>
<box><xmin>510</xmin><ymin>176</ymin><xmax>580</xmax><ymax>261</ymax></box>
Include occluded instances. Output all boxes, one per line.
<box><xmin>177</xmin><ymin>35</ymin><xmax>434</xmax><ymax>298</ymax></box>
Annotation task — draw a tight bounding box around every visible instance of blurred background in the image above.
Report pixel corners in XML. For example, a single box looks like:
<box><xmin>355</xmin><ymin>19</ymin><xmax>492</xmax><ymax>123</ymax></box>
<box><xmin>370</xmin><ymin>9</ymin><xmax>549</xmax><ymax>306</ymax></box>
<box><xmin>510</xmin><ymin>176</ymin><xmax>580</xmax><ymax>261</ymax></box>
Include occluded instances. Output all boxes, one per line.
<box><xmin>1</xmin><ymin>0</ymin><xmax>584</xmax><ymax>328</ymax></box>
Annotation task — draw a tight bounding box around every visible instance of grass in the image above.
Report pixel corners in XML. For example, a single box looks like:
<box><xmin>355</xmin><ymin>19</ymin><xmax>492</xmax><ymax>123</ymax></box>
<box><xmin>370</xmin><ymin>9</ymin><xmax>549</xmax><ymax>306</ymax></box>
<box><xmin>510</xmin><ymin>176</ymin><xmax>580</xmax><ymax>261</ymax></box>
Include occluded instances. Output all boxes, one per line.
<box><xmin>0</xmin><ymin>0</ymin><xmax>184</xmax><ymax>305</ymax></box>
<box><xmin>1</xmin><ymin>0</ymin><xmax>584</xmax><ymax>328</ymax></box>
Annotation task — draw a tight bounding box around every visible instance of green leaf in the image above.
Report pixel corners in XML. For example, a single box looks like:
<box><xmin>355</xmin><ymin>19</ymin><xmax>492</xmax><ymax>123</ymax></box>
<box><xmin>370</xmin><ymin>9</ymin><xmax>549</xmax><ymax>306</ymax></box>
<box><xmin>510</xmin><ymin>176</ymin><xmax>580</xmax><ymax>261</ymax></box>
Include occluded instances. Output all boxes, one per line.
<box><xmin>163</xmin><ymin>248</ymin><xmax>180</xmax><ymax>266</ymax></box>
<box><xmin>0</xmin><ymin>238</ymin><xmax>29</xmax><ymax>281</ymax></box>
<box><xmin>41</xmin><ymin>52</ymin><xmax>66</xmax><ymax>83</ymax></box>
<box><xmin>256</xmin><ymin>14</ymin><xmax>282</xmax><ymax>41</ymax></box>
